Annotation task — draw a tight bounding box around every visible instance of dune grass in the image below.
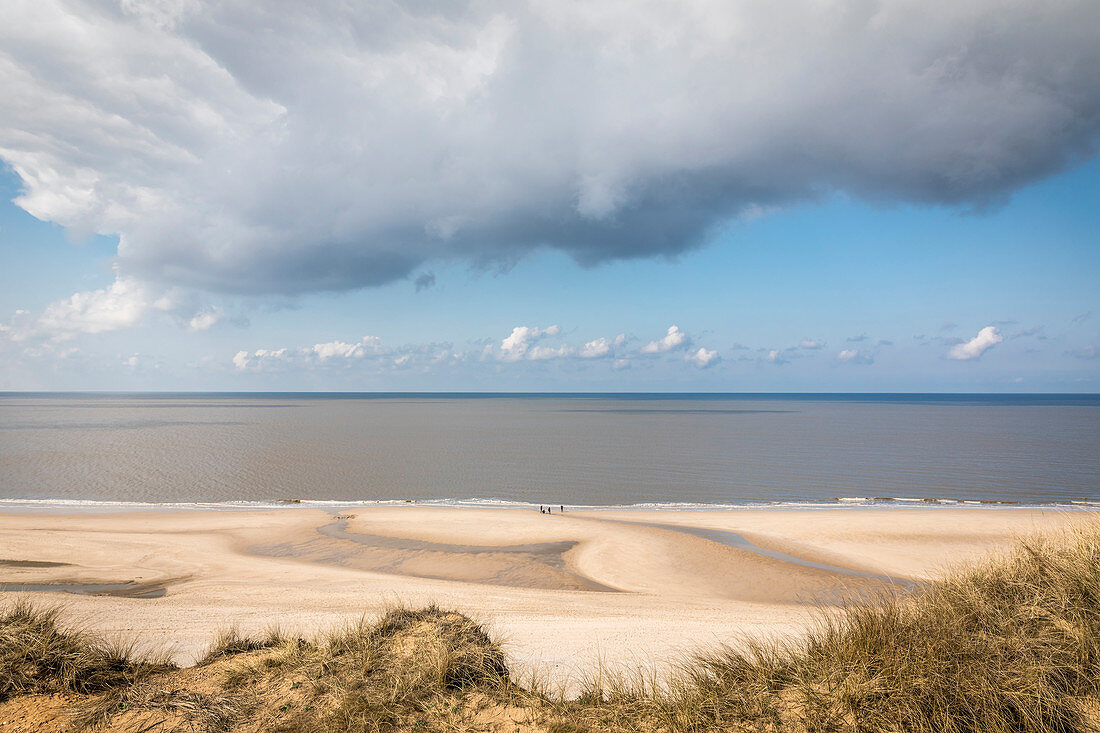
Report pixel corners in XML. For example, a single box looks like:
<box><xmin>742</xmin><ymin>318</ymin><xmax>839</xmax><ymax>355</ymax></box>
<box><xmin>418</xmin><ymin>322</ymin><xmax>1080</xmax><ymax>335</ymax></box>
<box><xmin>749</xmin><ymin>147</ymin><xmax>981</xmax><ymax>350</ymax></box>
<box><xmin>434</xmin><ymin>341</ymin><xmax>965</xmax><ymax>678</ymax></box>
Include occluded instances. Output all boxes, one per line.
<box><xmin>0</xmin><ymin>599</ymin><xmax>173</xmax><ymax>701</ymax></box>
<box><xmin>1</xmin><ymin>524</ymin><xmax>1099</xmax><ymax>731</ymax></box>
<box><xmin>212</xmin><ymin>604</ymin><xmax>516</xmax><ymax>732</ymax></box>
<box><xmin>549</xmin><ymin>525</ymin><xmax>1100</xmax><ymax>732</ymax></box>
<box><xmin>199</xmin><ymin>625</ymin><xmax>285</xmax><ymax>666</ymax></box>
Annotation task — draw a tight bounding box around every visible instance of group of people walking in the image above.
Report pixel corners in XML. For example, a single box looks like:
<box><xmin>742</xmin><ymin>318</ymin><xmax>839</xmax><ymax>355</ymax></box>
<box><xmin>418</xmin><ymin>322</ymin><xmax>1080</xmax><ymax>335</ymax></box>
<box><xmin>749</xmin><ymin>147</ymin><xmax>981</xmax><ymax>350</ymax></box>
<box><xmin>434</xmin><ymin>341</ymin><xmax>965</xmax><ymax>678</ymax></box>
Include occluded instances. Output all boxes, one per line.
<box><xmin>539</xmin><ymin>504</ymin><xmax>564</xmax><ymax>514</ymax></box>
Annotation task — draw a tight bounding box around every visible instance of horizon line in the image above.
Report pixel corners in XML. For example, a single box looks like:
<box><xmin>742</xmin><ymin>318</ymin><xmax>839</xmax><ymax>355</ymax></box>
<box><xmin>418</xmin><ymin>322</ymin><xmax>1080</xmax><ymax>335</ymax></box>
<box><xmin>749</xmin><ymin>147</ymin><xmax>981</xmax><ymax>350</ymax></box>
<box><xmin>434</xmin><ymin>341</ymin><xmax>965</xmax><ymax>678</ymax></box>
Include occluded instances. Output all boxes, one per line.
<box><xmin>2</xmin><ymin>390</ymin><xmax>1098</xmax><ymax>397</ymax></box>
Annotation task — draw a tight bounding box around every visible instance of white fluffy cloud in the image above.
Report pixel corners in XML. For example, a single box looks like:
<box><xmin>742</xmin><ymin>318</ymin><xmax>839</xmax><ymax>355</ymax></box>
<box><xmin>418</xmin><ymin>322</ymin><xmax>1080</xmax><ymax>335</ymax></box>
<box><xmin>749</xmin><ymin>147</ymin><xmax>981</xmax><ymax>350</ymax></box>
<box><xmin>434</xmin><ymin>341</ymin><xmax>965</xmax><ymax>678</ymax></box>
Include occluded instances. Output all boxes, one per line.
<box><xmin>187</xmin><ymin>307</ymin><xmax>223</xmax><ymax>332</ymax></box>
<box><xmin>3</xmin><ymin>0</ymin><xmax>1097</xmax><ymax>294</ymax></box>
<box><xmin>234</xmin><ymin>336</ymin><xmax>387</xmax><ymax>370</ymax></box>
<box><xmin>36</xmin><ymin>276</ymin><xmax>151</xmax><ymax>336</ymax></box>
<box><xmin>232</xmin><ymin>348</ymin><xmax>288</xmax><ymax>371</ymax></box>
<box><xmin>837</xmin><ymin>348</ymin><xmax>874</xmax><ymax>364</ymax></box>
<box><xmin>579</xmin><ymin>337</ymin><xmax>612</xmax><ymax>359</ymax></box>
<box><xmin>14</xmin><ymin>273</ymin><xmax>226</xmax><ymax>342</ymax></box>
<box><xmin>495</xmin><ymin>326</ymin><xmax>630</xmax><ymax>362</ymax></box>
<box><xmin>948</xmin><ymin>326</ymin><xmax>1004</xmax><ymax>360</ymax></box>
<box><xmin>527</xmin><ymin>344</ymin><xmax>574</xmax><ymax>360</ymax></box>
<box><xmin>578</xmin><ymin>333</ymin><xmax>626</xmax><ymax>359</ymax></box>
<box><xmin>229</xmin><ymin>324</ymin><xmax>713</xmax><ymax>374</ymax></box>
<box><xmin>686</xmin><ymin>347</ymin><xmax>719</xmax><ymax>368</ymax></box>
<box><xmin>309</xmin><ymin>336</ymin><xmax>382</xmax><ymax>361</ymax></box>
<box><xmin>493</xmin><ymin>324</ymin><xmax>714</xmax><ymax>366</ymax></box>
<box><xmin>499</xmin><ymin>325</ymin><xmax>561</xmax><ymax>361</ymax></box>
<box><xmin>641</xmin><ymin>326</ymin><xmax>689</xmax><ymax>354</ymax></box>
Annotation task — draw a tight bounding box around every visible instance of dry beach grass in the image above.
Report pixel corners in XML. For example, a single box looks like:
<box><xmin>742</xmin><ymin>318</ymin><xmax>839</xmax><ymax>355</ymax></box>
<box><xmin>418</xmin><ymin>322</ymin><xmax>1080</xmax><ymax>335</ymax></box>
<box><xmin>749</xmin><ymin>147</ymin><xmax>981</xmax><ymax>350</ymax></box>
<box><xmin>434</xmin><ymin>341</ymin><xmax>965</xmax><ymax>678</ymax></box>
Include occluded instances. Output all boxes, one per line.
<box><xmin>2</xmin><ymin>524</ymin><xmax>1099</xmax><ymax>732</ymax></box>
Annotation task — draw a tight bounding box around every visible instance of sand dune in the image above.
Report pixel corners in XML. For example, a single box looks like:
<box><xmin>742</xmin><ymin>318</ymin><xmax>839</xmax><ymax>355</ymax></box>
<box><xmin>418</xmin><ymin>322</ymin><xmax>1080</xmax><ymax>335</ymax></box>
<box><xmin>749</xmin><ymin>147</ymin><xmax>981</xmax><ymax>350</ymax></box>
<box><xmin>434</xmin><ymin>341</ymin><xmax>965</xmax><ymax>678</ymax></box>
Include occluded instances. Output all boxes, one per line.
<box><xmin>0</xmin><ymin>506</ymin><xmax>1089</xmax><ymax>684</ymax></box>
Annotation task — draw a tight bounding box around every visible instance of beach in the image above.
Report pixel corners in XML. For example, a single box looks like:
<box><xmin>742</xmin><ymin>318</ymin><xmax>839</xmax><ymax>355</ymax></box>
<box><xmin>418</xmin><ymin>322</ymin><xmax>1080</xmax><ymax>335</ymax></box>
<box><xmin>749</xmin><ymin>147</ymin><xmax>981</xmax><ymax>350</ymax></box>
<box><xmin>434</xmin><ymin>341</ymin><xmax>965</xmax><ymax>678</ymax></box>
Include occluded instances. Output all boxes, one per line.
<box><xmin>0</xmin><ymin>506</ymin><xmax>1090</xmax><ymax>686</ymax></box>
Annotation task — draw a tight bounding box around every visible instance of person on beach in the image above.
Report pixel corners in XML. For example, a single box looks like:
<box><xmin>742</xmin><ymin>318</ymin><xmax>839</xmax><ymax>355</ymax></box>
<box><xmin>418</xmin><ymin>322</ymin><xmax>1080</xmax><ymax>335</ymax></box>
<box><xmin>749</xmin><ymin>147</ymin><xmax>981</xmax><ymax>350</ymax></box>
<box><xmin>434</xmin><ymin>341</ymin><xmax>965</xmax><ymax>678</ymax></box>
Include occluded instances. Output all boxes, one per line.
<box><xmin>560</xmin><ymin>505</ymin><xmax>564</xmax><ymax>513</ymax></box>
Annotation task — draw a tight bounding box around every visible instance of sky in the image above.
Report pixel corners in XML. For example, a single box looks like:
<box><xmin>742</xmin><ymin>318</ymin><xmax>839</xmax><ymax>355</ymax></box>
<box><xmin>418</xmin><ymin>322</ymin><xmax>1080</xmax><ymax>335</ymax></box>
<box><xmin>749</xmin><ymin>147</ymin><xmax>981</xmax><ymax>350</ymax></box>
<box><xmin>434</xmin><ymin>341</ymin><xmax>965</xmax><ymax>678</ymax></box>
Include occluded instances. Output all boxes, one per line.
<box><xmin>1</xmin><ymin>0</ymin><xmax>1098</xmax><ymax>392</ymax></box>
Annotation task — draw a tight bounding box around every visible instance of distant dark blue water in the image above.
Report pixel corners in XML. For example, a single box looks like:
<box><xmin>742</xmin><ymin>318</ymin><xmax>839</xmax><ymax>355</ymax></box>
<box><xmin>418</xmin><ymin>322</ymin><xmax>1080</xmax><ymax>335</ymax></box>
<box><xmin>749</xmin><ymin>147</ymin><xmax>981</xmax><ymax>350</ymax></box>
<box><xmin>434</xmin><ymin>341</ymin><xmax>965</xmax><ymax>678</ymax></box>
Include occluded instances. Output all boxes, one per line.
<box><xmin>1</xmin><ymin>393</ymin><xmax>1098</xmax><ymax>508</ymax></box>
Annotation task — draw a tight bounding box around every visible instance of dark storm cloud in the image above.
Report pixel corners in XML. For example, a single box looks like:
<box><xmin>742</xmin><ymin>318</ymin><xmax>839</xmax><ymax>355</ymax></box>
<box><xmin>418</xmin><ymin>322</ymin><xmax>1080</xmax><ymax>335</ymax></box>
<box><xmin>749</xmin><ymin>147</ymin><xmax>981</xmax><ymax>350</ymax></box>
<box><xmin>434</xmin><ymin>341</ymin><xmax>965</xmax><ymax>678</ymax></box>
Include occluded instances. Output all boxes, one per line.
<box><xmin>2</xmin><ymin>0</ymin><xmax>1099</xmax><ymax>294</ymax></box>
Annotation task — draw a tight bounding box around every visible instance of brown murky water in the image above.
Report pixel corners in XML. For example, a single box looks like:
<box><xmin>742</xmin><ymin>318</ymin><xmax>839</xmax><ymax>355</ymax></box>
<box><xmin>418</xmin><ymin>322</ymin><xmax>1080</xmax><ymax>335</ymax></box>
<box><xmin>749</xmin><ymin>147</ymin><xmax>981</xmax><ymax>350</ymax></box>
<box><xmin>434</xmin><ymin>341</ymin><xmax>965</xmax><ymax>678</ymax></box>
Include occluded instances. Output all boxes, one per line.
<box><xmin>2</xmin><ymin>393</ymin><xmax>1098</xmax><ymax>507</ymax></box>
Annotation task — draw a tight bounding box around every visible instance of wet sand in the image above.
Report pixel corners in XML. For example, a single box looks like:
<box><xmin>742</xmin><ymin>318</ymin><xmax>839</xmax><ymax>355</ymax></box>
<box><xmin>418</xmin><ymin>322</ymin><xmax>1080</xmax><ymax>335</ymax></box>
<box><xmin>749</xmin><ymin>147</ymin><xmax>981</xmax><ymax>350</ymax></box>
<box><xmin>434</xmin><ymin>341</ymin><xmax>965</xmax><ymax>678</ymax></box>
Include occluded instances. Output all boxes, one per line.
<box><xmin>0</xmin><ymin>506</ymin><xmax>1090</xmax><ymax>684</ymax></box>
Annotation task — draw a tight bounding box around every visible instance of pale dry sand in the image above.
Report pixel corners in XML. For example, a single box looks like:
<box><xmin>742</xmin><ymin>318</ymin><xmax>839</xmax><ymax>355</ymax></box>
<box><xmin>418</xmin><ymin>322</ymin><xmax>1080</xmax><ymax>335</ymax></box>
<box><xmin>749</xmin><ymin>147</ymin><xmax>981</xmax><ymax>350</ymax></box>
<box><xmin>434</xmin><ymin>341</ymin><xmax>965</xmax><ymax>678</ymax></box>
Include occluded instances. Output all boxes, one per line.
<box><xmin>0</xmin><ymin>506</ymin><xmax>1090</xmax><ymax>686</ymax></box>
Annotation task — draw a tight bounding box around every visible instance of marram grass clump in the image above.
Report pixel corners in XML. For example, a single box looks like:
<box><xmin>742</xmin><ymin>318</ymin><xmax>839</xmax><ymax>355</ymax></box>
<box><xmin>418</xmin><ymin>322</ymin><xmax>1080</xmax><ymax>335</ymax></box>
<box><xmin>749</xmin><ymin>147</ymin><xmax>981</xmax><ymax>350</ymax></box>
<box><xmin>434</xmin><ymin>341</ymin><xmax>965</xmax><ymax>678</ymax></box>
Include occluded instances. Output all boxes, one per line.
<box><xmin>1</xmin><ymin>525</ymin><xmax>1099</xmax><ymax>732</ymax></box>
<box><xmin>0</xmin><ymin>599</ymin><xmax>172</xmax><ymax>701</ymax></box>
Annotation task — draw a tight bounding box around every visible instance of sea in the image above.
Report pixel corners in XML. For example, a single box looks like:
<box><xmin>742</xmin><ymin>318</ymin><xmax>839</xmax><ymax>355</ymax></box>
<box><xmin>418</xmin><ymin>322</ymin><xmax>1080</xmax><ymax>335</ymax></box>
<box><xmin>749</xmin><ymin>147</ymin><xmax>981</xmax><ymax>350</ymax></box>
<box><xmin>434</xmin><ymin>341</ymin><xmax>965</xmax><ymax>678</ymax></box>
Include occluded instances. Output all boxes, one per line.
<box><xmin>1</xmin><ymin>393</ymin><xmax>1098</xmax><ymax>510</ymax></box>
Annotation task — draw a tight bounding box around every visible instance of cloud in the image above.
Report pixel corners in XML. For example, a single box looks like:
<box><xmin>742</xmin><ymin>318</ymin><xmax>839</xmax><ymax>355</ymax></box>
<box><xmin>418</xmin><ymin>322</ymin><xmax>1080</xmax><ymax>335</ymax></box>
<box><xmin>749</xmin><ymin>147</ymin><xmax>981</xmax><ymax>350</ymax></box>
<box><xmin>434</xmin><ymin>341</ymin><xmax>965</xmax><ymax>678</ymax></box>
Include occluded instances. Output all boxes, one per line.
<box><xmin>233</xmin><ymin>335</ymin><xmax>385</xmax><ymax>370</ymax></box>
<box><xmin>579</xmin><ymin>335</ymin><xmax>625</xmax><ymax>359</ymax></box>
<box><xmin>641</xmin><ymin>325</ymin><xmax>689</xmax><ymax>354</ymax></box>
<box><xmin>0</xmin><ymin>311</ymin><xmax>32</xmax><ymax>343</ymax></box>
<box><xmin>32</xmin><ymin>270</ymin><xmax>187</xmax><ymax>336</ymax></box>
<box><xmin>11</xmin><ymin>270</ymin><xmax>228</xmax><ymax>342</ymax></box>
<box><xmin>232</xmin><ymin>348</ymin><xmax>288</xmax><ymax>371</ymax></box>
<box><xmin>799</xmin><ymin>339</ymin><xmax>824</xmax><ymax>350</ymax></box>
<box><xmin>1011</xmin><ymin>325</ymin><xmax>1046</xmax><ymax>339</ymax></box>
<box><xmin>1066</xmin><ymin>345</ymin><xmax>1099</xmax><ymax>360</ymax></box>
<box><xmin>846</xmin><ymin>334</ymin><xmax>869</xmax><ymax>343</ymax></box>
<box><xmin>686</xmin><ymin>347</ymin><xmax>719</xmax><ymax>368</ymax></box>
<box><xmin>837</xmin><ymin>349</ymin><xmax>874</xmax><ymax>364</ymax></box>
<box><xmin>1071</xmin><ymin>311</ymin><xmax>1092</xmax><ymax>325</ymax></box>
<box><xmin>36</xmin><ymin>276</ymin><xmax>151</xmax><ymax>337</ymax></box>
<box><xmin>121</xmin><ymin>352</ymin><xmax>159</xmax><ymax>370</ymax></box>
<box><xmin>766</xmin><ymin>349</ymin><xmax>788</xmax><ymax>365</ymax></box>
<box><xmin>187</xmin><ymin>307</ymin><xmax>223</xmax><ymax>332</ymax></box>
<box><xmin>526</xmin><ymin>344</ymin><xmax>574</xmax><ymax>360</ymax></box>
<box><xmin>414</xmin><ymin>272</ymin><xmax>436</xmax><ymax>292</ymax></box>
<box><xmin>309</xmin><ymin>336</ymin><xmax>382</xmax><ymax>361</ymax></box>
<box><xmin>18</xmin><ymin>342</ymin><xmax>81</xmax><ymax>361</ymax></box>
<box><xmin>947</xmin><ymin>326</ymin><xmax>1004</xmax><ymax>360</ymax></box>
<box><xmin>3</xmin><ymin>0</ymin><xmax>1098</xmax><ymax>294</ymax></box>
<box><xmin>499</xmin><ymin>324</ymin><xmax>561</xmax><ymax>361</ymax></box>
<box><xmin>225</xmin><ymin>325</ymin><xmax>688</xmax><ymax>374</ymax></box>
<box><xmin>496</xmin><ymin>326</ymin><xmax>631</xmax><ymax>361</ymax></box>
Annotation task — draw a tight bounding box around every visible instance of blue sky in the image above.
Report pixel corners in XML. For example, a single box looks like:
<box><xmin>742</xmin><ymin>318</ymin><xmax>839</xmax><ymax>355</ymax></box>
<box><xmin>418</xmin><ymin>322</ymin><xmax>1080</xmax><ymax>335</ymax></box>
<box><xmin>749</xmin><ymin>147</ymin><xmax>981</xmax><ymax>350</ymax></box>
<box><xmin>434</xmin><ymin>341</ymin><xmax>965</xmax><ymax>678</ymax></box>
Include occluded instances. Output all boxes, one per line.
<box><xmin>1</xmin><ymin>0</ymin><xmax>1098</xmax><ymax>391</ymax></box>
<box><xmin>2</xmin><ymin>159</ymin><xmax>1096</xmax><ymax>392</ymax></box>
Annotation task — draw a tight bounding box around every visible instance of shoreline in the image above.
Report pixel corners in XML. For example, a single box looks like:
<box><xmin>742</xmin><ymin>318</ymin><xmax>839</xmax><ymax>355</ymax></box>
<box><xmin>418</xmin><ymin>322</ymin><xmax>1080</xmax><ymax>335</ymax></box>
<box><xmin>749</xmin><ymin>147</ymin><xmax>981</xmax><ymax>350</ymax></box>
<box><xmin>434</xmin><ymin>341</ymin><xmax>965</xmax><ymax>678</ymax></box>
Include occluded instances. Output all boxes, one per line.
<box><xmin>1</xmin><ymin>496</ymin><xmax>1097</xmax><ymax>514</ymax></box>
<box><xmin>0</xmin><ymin>505</ymin><xmax>1094</xmax><ymax>684</ymax></box>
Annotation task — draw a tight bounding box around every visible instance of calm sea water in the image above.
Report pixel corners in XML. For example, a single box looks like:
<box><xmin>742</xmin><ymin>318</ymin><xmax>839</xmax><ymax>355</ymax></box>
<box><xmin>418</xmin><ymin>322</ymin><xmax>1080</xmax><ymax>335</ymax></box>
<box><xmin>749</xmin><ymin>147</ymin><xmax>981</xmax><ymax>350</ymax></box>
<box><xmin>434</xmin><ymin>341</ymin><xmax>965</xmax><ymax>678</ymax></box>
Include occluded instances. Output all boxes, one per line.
<box><xmin>1</xmin><ymin>393</ymin><xmax>1098</xmax><ymax>508</ymax></box>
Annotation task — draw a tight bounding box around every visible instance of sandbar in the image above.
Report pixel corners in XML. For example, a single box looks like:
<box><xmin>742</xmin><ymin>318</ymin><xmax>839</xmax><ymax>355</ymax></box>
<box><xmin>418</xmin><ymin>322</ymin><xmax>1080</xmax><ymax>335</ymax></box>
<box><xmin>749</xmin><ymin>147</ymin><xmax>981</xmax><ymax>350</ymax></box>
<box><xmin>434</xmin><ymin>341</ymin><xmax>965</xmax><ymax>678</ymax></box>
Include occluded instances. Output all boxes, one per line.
<box><xmin>0</xmin><ymin>506</ymin><xmax>1090</xmax><ymax>685</ymax></box>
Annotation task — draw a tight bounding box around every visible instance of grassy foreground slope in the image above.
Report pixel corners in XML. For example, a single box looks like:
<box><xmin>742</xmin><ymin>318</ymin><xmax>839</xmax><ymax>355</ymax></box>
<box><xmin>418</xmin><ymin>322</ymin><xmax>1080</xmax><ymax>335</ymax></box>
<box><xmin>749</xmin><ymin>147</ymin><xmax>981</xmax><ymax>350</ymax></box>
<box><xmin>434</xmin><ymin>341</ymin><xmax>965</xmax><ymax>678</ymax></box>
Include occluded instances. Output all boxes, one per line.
<box><xmin>1</xmin><ymin>525</ymin><xmax>1099</xmax><ymax>732</ymax></box>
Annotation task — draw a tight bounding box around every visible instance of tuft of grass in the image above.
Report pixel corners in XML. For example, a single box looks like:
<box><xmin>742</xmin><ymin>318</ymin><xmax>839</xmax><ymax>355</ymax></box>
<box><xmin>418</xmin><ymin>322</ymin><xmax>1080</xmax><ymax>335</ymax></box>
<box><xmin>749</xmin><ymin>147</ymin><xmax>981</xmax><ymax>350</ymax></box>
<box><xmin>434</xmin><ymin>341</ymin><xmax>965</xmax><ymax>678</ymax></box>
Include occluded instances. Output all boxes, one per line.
<box><xmin>234</xmin><ymin>603</ymin><xmax>515</xmax><ymax>732</ymax></box>
<box><xmin>780</xmin><ymin>529</ymin><xmax>1100</xmax><ymax>733</ymax></box>
<box><xmin>0</xmin><ymin>599</ymin><xmax>173</xmax><ymax>701</ymax></box>
<box><xmin>199</xmin><ymin>625</ymin><xmax>284</xmax><ymax>665</ymax></box>
<box><xmin>73</xmin><ymin>683</ymin><xmax>247</xmax><ymax>732</ymax></box>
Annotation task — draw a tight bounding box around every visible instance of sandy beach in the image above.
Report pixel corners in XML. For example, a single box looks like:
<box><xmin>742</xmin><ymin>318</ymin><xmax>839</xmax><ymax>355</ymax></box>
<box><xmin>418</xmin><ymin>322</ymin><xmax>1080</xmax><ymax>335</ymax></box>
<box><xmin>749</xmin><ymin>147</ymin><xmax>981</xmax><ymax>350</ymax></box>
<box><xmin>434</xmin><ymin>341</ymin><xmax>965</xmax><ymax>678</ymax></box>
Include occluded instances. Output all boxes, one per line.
<box><xmin>0</xmin><ymin>506</ymin><xmax>1090</xmax><ymax>685</ymax></box>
